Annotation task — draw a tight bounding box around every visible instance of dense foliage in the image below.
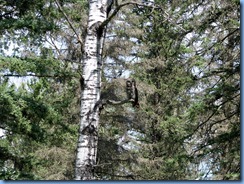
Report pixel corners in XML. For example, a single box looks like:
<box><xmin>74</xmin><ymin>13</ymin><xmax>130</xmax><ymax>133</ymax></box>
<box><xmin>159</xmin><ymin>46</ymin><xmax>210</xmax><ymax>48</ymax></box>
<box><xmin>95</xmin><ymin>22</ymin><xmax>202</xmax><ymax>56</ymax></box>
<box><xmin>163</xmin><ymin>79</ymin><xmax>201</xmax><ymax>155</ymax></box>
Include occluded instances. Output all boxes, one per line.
<box><xmin>0</xmin><ymin>0</ymin><xmax>240</xmax><ymax>180</ymax></box>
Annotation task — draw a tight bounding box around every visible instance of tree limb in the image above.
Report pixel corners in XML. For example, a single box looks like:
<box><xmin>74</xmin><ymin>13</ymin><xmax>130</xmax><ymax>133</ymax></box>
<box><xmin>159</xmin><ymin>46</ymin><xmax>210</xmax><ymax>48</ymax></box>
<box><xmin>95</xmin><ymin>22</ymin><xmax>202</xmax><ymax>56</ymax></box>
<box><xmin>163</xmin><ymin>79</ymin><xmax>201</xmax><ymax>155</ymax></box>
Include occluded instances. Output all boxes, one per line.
<box><xmin>2</xmin><ymin>73</ymin><xmax>63</xmax><ymax>78</ymax></box>
<box><xmin>45</xmin><ymin>34</ymin><xmax>62</xmax><ymax>56</ymax></box>
<box><xmin>100</xmin><ymin>0</ymin><xmax>186</xmax><ymax>32</ymax></box>
<box><xmin>54</xmin><ymin>0</ymin><xmax>83</xmax><ymax>46</ymax></box>
<box><xmin>107</xmin><ymin>99</ymin><xmax>134</xmax><ymax>105</ymax></box>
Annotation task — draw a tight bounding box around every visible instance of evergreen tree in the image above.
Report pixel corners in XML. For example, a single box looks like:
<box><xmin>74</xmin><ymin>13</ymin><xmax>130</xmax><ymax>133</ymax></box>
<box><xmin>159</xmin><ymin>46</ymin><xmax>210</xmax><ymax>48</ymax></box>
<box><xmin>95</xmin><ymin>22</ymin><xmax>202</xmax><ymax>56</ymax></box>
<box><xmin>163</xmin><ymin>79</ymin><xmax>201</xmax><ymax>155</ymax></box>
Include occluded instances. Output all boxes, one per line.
<box><xmin>0</xmin><ymin>0</ymin><xmax>240</xmax><ymax>180</ymax></box>
<box><xmin>130</xmin><ymin>0</ymin><xmax>240</xmax><ymax>180</ymax></box>
<box><xmin>0</xmin><ymin>0</ymin><xmax>86</xmax><ymax>179</ymax></box>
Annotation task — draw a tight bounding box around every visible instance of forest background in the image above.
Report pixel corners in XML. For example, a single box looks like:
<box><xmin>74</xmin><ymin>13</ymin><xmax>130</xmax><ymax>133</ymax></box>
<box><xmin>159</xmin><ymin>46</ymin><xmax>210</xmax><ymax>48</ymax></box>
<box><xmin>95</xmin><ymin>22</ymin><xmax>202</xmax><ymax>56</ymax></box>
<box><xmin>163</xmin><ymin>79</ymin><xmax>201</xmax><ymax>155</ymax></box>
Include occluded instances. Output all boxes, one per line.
<box><xmin>0</xmin><ymin>0</ymin><xmax>240</xmax><ymax>180</ymax></box>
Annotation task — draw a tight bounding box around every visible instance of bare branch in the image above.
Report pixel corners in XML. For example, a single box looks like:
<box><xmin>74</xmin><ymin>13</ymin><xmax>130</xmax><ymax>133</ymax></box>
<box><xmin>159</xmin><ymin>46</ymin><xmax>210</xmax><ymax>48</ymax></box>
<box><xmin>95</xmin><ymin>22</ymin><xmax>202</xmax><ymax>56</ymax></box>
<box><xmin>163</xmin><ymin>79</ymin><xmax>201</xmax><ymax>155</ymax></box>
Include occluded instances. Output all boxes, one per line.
<box><xmin>2</xmin><ymin>74</ymin><xmax>63</xmax><ymax>78</ymax></box>
<box><xmin>107</xmin><ymin>99</ymin><xmax>133</xmax><ymax>105</ymax></box>
<box><xmin>100</xmin><ymin>0</ymin><xmax>186</xmax><ymax>32</ymax></box>
<box><xmin>45</xmin><ymin>34</ymin><xmax>62</xmax><ymax>56</ymax></box>
<box><xmin>54</xmin><ymin>0</ymin><xmax>83</xmax><ymax>46</ymax></box>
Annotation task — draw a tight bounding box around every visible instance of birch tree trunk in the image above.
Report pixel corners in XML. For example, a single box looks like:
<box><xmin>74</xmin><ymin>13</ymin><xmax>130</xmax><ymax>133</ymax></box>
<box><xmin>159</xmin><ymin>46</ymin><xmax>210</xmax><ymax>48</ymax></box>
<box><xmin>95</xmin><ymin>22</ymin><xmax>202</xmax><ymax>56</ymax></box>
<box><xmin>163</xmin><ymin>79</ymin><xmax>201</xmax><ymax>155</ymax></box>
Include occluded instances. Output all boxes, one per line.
<box><xmin>74</xmin><ymin>0</ymin><xmax>109</xmax><ymax>180</ymax></box>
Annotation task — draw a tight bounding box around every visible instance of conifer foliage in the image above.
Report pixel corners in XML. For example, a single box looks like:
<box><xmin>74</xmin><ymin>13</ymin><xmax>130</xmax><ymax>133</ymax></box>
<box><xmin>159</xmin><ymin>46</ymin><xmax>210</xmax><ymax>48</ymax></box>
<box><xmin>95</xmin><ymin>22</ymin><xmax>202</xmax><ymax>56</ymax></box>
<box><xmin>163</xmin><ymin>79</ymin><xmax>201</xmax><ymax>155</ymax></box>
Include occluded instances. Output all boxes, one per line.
<box><xmin>0</xmin><ymin>0</ymin><xmax>240</xmax><ymax>180</ymax></box>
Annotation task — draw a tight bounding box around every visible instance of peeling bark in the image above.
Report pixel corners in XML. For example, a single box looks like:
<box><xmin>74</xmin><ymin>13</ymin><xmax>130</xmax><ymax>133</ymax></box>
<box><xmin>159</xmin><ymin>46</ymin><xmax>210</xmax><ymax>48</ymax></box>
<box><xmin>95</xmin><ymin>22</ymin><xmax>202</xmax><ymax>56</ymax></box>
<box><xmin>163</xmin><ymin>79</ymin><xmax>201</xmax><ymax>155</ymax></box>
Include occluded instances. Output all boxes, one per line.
<box><xmin>74</xmin><ymin>0</ymin><xmax>109</xmax><ymax>180</ymax></box>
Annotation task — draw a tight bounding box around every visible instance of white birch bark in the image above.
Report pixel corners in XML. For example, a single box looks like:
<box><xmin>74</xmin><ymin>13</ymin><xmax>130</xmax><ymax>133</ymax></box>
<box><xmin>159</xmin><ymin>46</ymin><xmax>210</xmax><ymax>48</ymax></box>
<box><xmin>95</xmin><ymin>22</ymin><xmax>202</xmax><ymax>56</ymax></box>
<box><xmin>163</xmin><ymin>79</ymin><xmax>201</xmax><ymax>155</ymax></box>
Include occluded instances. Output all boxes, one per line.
<box><xmin>74</xmin><ymin>0</ymin><xmax>108</xmax><ymax>180</ymax></box>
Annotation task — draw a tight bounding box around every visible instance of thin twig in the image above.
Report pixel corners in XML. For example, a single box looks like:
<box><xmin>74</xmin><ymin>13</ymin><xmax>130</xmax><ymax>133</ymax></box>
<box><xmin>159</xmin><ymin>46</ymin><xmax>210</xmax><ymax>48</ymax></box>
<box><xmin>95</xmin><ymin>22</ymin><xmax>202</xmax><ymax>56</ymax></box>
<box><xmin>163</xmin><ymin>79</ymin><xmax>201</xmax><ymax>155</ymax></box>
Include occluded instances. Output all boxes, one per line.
<box><xmin>45</xmin><ymin>34</ymin><xmax>62</xmax><ymax>56</ymax></box>
<box><xmin>54</xmin><ymin>0</ymin><xmax>83</xmax><ymax>46</ymax></box>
